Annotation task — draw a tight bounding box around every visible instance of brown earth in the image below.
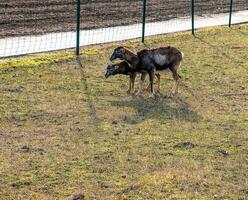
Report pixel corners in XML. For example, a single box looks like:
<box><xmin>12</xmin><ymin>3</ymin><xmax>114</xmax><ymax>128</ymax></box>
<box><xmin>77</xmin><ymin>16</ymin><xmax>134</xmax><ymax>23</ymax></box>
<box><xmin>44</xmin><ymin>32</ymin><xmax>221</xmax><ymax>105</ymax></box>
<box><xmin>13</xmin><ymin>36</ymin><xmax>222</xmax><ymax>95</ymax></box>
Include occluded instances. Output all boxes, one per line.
<box><xmin>0</xmin><ymin>0</ymin><xmax>247</xmax><ymax>38</ymax></box>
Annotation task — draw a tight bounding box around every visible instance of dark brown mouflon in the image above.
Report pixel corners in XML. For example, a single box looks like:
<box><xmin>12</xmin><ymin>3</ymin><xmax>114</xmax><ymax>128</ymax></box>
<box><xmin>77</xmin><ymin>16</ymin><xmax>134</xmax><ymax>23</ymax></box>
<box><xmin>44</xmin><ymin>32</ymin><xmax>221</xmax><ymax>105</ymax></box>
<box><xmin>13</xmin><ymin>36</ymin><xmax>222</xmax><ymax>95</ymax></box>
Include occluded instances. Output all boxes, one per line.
<box><xmin>110</xmin><ymin>46</ymin><xmax>183</xmax><ymax>96</ymax></box>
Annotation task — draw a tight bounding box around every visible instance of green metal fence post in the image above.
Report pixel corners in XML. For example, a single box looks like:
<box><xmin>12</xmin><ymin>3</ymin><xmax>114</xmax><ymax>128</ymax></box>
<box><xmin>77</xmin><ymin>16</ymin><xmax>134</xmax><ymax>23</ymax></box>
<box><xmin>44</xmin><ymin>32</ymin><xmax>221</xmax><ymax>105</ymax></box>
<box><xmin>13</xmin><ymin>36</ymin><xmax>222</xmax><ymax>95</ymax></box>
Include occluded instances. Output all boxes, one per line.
<box><xmin>76</xmin><ymin>0</ymin><xmax>81</xmax><ymax>56</ymax></box>
<box><xmin>229</xmin><ymin>0</ymin><xmax>233</xmax><ymax>27</ymax></box>
<box><xmin>142</xmin><ymin>0</ymin><xmax>147</xmax><ymax>43</ymax></box>
<box><xmin>191</xmin><ymin>0</ymin><xmax>195</xmax><ymax>35</ymax></box>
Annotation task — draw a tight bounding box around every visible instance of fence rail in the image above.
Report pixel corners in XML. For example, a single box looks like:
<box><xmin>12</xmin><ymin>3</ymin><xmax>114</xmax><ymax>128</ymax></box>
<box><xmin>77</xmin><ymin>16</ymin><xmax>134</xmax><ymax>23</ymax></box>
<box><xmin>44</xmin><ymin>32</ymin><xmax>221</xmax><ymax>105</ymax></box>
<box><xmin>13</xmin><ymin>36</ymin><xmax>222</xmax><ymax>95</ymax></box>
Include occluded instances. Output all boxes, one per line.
<box><xmin>0</xmin><ymin>0</ymin><xmax>247</xmax><ymax>58</ymax></box>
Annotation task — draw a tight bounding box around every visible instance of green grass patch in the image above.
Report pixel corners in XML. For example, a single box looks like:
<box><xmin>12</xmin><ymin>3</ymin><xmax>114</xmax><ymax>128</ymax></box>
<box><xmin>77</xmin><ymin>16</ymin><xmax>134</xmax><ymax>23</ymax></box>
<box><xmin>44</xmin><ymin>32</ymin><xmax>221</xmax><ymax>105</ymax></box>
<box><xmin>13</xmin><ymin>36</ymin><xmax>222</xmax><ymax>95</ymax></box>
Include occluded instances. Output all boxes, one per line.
<box><xmin>0</xmin><ymin>51</ymin><xmax>74</xmax><ymax>70</ymax></box>
<box><xmin>0</xmin><ymin>25</ymin><xmax>247</xmax><ymax>200</ymax></box>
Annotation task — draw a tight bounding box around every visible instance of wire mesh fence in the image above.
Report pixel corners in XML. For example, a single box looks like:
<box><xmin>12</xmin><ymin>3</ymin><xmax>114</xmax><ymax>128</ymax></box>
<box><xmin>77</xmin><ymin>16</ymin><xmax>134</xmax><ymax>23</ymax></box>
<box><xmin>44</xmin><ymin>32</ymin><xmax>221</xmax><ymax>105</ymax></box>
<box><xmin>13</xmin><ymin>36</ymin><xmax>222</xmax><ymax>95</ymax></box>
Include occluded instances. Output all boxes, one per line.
<box><xmin>0</xmin><ymin>0</ymin><xmax>76</xmax><ymax>37</ymax></box>
<box><xmin>145</xmin><ymin>0</ymin><xmax>192</xmax><ymax>36</ymax></box>
<box><xmin>194</xmin><ymin>0</ymin><xmax>230</xmax><ymax>29</ymax></box>
<box><xmin>0</xmin><ymin>0</ymin><xmax>247</xmax><ymax>58</ymax></box>
<box><xmin>0</xmin><ymin>0</ymin><xmax>76</xmax><ymax>57</ymax></box>
<box><xmin>80</xmin><ymin>0</ymin><xmax>143</xmax><ymax>46</ymax></box>
<box><xmin>232</xmin><ymin>0</ymin><xmax>248</xmax><ymax>24</ymax></box>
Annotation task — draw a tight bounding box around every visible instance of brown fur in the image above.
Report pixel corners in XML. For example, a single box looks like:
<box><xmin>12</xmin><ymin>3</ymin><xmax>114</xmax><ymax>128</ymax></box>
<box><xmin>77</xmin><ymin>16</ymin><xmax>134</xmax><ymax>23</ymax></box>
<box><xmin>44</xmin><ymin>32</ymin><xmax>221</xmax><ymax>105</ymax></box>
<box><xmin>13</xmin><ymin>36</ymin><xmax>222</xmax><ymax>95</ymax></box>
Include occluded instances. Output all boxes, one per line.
<box><xmin>105</xmin><ymin>61</ymin><xmax>136</xmax><ymax>93</ymax></box>
<box><xmin>110</xmin><ymin>46</ymin><xmax>183</xmax><ymax>96</ymax></box>
<box><xmin>105</xmin><ymin>61</ymin><xmax>161</xmax><ymax>94</ymax></box>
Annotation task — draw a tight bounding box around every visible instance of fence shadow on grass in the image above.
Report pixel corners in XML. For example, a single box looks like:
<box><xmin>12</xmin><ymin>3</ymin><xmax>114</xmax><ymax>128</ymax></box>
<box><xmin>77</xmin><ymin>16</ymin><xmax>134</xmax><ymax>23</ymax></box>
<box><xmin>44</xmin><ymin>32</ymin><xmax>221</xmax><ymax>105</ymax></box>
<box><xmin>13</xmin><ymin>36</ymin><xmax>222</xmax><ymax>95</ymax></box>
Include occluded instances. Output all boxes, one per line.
<box><xmin>231</xmin><ymin>27</ymin><xmax>248</xmax><ymax>36</ymax></box>
<box><xmin>194</xmin><ymin>35</ymin><xmax>246</xmax><ymax>68</ymax></box>
<box><xmin>230</xmin><ymin>24</ymin><xmax>248</xmax><ymax>35</ymax></box>
<box><xmin>77</xmin><ymin>57</ymin><xmax>103</xmax><ymax>132</ymax></box>
<box><xmin>110</xmin><ymin>95</ymin><xmax>201</xmax><ymax>124</ymax></box>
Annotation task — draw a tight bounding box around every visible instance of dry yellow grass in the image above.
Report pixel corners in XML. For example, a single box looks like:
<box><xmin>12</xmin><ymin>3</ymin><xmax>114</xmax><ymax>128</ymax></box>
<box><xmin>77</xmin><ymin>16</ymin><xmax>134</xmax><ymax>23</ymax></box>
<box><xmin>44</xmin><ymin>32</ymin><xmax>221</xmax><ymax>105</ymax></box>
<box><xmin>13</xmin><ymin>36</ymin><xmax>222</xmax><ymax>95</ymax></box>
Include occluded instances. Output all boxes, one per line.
<box><xmin>0</xmin><ymin>25</ymin><xmax>247</xmax><ymax>200</ymax></box>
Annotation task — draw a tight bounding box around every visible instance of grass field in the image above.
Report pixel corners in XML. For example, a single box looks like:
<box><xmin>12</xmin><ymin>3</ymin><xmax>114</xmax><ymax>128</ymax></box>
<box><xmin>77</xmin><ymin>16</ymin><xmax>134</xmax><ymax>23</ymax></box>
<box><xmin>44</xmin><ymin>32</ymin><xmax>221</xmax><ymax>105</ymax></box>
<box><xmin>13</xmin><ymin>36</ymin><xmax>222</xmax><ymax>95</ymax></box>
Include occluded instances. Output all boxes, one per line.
<box><xmin>0</xmin><ymin>25</ymin><xmax>247</xmax><ymax>200</ymax></box>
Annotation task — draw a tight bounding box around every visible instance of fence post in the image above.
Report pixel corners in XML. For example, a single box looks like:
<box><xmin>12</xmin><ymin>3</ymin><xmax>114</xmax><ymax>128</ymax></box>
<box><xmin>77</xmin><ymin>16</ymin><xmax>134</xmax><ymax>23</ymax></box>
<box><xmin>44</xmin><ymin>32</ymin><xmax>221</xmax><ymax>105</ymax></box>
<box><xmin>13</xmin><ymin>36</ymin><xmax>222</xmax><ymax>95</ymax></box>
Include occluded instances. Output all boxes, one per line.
<box><xmin>142</xmin><ymin>0</ymin><xmax>147</xmax><ymax>43</ymax></box>
<box><xmin>76</xmin><ymin>0</ymin><xmax>81</xmax><ymax>56</ymax></box>
<box><xmin>191</xmin><ymin>0</ymin><xmax>195</xmax><ymax>35</ymax></box>
<box><xmin>229</xmin><ymin>0</ymin><xmax>233</xmax><ymax>27</ymax></box>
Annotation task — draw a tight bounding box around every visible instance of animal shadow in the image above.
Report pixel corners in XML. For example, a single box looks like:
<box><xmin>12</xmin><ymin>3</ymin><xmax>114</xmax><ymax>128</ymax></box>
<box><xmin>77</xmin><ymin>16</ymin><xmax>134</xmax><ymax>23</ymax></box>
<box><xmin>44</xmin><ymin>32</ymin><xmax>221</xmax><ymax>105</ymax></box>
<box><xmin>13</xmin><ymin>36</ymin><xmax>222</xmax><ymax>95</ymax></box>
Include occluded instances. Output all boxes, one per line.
<box><xmin>110</xmin><ymin>96</ymin><xmax>200</xmax><ymax>124</ymax></box>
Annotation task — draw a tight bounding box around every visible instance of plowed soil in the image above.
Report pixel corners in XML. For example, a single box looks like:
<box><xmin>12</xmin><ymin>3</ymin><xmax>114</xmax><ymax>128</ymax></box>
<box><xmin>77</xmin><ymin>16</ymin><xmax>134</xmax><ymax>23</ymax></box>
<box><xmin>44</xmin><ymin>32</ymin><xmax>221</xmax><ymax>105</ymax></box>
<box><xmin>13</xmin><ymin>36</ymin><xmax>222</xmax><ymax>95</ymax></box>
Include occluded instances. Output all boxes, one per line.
<box><xmin>0</xmin><ymin>0</ymin><xmax>247</xmax><ymax>37</ymax></box>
